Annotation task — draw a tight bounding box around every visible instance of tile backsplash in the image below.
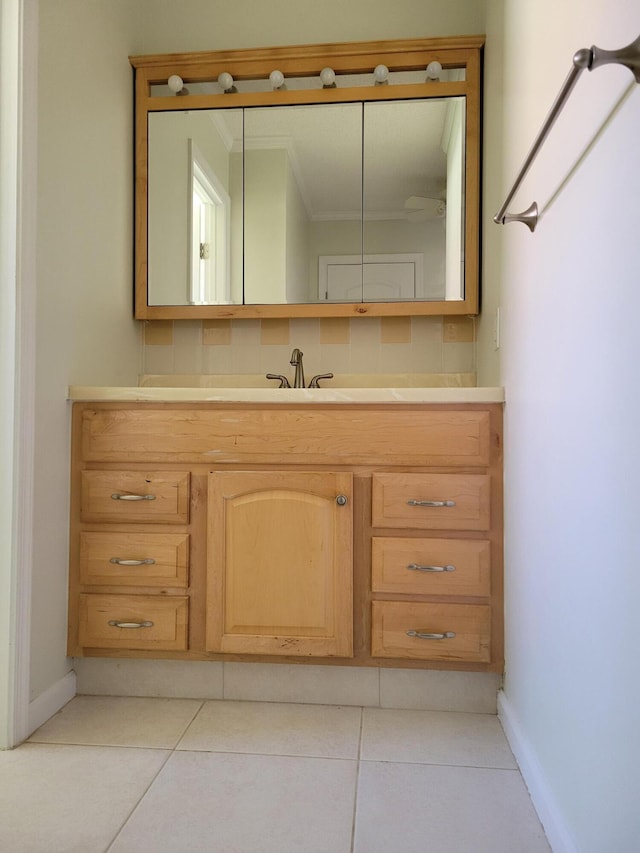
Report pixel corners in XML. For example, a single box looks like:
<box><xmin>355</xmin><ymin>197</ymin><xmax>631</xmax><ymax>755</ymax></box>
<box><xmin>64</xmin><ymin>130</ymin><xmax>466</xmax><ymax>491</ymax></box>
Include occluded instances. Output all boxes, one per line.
<box><xmin>142</xmin><ymin>316</ymin><xmax>476</xmax><ymax>380</ymax></box>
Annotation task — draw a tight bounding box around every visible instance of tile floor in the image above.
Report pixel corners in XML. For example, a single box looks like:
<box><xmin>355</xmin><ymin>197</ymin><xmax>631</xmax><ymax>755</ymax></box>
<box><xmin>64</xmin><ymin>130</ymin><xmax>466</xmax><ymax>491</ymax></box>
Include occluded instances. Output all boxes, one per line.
<box><xmin>0</xmin><ymin>696</ymin><xmax>551</xmax><ymax>853</ymax></box>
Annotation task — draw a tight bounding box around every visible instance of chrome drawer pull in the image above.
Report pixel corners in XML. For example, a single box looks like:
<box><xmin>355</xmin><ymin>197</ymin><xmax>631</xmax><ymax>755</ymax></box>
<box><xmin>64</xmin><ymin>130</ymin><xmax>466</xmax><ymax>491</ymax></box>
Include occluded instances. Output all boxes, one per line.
<box><xmin>407</xmin><ymin>563</ymin><xmax>455</xmax><ymax>573</ymax></box>
<box><xmin>109</xmin><ymin>558</ymin><xmax>156</xmax><ymax>566</ymax></box>
<box><xmin>111</xmin><ymin>493</ymin><xmax>156</xmax><ymax>501</ymax></box>
<box><xmin>406</xmin><ymin>629</ymin><xmax>456</xmax><ymax>640</ymax></box>
<box><xmin>407</xmin><ymin>499</ymin><xmax>456</xmax><ymax>508</ymax></box>
<box><xmin>108</xmin><ymin>620</ymin><xmax>154</xmax><ymax>629</ymax></box>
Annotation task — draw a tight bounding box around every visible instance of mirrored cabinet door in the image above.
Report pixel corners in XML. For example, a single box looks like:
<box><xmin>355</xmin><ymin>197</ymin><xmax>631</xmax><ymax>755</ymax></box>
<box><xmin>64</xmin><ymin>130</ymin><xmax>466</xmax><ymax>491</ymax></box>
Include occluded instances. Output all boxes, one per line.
<box><xmin>147</xmin><ymin>108</ymin><xmax>243</xmax><ymax>307</ymax></box>
<box><xmin>243</xmin><ymin>103</ymin><xmax>363</xmax><ymax>305</ymax></box>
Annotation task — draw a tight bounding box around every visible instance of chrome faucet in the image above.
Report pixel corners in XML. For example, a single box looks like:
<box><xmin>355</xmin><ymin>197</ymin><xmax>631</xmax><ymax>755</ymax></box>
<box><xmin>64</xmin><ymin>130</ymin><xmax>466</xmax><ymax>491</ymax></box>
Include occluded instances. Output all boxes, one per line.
<box><xmin>266</xmin><ymin>348</ymin><xmax>334</xmax><ymax>388</ymax></box>
<box><xmin>290</xmin><ymin>348</ymin><xmax>305</xmax><ymax>388</ymax></box>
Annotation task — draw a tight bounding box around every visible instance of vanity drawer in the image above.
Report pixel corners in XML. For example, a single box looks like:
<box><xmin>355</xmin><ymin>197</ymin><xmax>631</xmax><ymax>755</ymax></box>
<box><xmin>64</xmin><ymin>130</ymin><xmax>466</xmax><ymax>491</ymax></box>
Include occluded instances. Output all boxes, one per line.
<box><xmin>79</xmin><ymin>532</ymin><xmax>189</xmax><ymax>588</ymax></box>
<box><xmin>371</xmin><ymin>537</ymin><xmax>490</xmax><ymax>597</ymax></box>
<box><xmin>371</xmin><ymin>473</ymin><xmax>490</xmax><ymax>531</ymax></box>
<box><xmin>80</xmin><ymin>407</ymin><xmax>492</xmax><ymax>467</ymax></box>
<box><xmin>371</xmin><ymin>601</ymin><xmax>490</xmax><ymax>662</ymax></box>
<box><xmin>80</xmin><ymin>471</ymin><xmax>190</xmax><ymax>524</ymax></box>
<box><xmin>78</xmin><ymin>594</ymin><xmax>188</xmax><ymax>650</ymax></box>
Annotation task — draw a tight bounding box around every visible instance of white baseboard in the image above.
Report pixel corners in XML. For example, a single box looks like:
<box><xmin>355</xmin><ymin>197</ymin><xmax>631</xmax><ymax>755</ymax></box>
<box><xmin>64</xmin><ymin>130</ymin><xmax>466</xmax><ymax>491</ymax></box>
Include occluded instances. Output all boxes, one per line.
<box><xmin>27</xmin><ymin>670</ymin><xmax>76</xmax><ymax>739</ymax></box>
<box><xmin>497</xmin><ymin>690</ymin><xmax>578</xmax><ymax>853</ymax></box>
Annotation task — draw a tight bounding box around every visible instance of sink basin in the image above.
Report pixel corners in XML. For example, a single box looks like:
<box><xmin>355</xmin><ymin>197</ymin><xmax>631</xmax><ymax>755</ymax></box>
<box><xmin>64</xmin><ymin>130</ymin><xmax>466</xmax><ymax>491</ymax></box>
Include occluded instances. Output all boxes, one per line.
<box><xmin>68</xmin><ymin>378</ymin><xmax>504</xmax><ymax>403</ymax></box>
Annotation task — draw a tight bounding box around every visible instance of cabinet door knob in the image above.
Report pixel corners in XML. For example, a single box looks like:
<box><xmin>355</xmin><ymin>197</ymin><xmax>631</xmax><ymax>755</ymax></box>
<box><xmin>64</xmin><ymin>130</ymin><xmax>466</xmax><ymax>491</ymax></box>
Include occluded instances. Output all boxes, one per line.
<box><xmin>336</xmin><ymin>494</ymin><xmax>348</xmax><ymax>506</ymax></box>
<box><xmin>108</xmin><ymin>620</ymin><xmax>154</xmax><ymax>629</ymax></box>
<box><xmin>406</xmin><ymin>630</ymin><xmax>456</xmax><ymax>640</ymax></box>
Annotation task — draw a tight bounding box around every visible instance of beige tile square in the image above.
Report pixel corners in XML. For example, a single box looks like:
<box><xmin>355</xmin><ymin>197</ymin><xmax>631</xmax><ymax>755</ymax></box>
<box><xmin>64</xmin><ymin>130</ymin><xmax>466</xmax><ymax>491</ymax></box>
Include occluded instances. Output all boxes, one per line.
<box><xmin>260</xmin><ymin>318</ymin><xmax>290</xmax><ymax>345</ymax></box>
<box><xmin>379</xmin><ymin>669</ymin><xmax>500</xmax><ymax>713</ymax></box>
<box><xmin>361</xmin><ymin>708</ymin><xmax>517</xmax><ymax>768</ymax></box>
<box><xmin>380</xmin><ymin>316</ymin><xmax>412</xmax><ymax>343</ymax></box>
<box><xmin>319</xmin><ymin>317</ymin><xmax>350</xmax><ymax>344</ymax></box>
<box><xmin>230</xmin><ymin>318</ymin><xmax>260</xmax><ymax>345</ymax></box>
<box><xmin>142</xmin><ymin>345</ymin><xmax>174</xmax><ymax>374</ymax></box>
<box><xmin>0</xmin><ymin>743</ymin><xmax>169</xmax><ymax>853</ymax></box>
<box><xmin>443</xmin><ymin>315</ymin><xmax>476</xmax><ymax>343</ymax></box>
<box><xmin>354</xmin><ymin>762</ymin><xmax>550</xmax><ymax>853</ymax></box>
<box><xmin>178</xmin><ymin>700</ymin><xmax>361</xmax><ymax>758</ymax></box>
<box><xmin>260</xmin><ymin>343</ymin><xmax>294</xmax><ymax>378</ymax></box>
<box><xmin>411</xmin><ymin>315</ymin><xmax>444</xmax><ymax>343</ymax></box>
<box><xmin>350</xmin><ymin>346</ymin><xmax>381</xmax><ymax>373</ymax></box>
<box><xmin>173</xmin><ymin>320</ymin><xmax>202</xmax><ymax>346</ymax></box>
<box><xmin>28</xmin><ymin>695</ymin><xmax>203</xmax><ymax>749</ymax></box>
<box><xmin>410</xmin><ymin>340</ymin><xmax>443</xmax><ymax>372</ymax></box>
<box><xmin>230</xmin><ymin>343</ymin><xmax>264</xmax><ymax>373</ymax></box>
<box><xmin>223</xmin><ymin>662</ymin><xmax>380</xmax><ymax>706</ymax></box>
<box><xmin>110</xmin><ymin>751</ymin><xmax>357</xmax><ymax>853</ymax></box>
<box><xmin>173</xmin><ymin>342</ymin><xmax>204</xmax><ymax>373</ymax></box>
<box><xmin>290</xmin><ymin>317</ymin><xmax>320</xmax><ymax>344</ymax></box>
<box><xmin>144</xmin><ymin>320</ymin><xmax>173</xmax><ymax>346</ymax></box>
<box><xmin>316</xmin><ymin>343</ymin><xmax>351</xmax><ymax>375</ymax></box>
<box><xmin>350</xmin><ymin>317</ymin><xmax>380</xmax><ymax>346</ymax></box>
<box><xmin>379</xmin><ymin>342</ymin><xmax>413</xmax><ymax>372</ymax></box>
<box><xmin>202</xmin><ymin>319</ymin><xmax>231</xmax><ymax>345</ymax></box>
<box><xmin>443</xmin><ymin>341</ymin><xmax>476</xmax><ymax>372</ymax></box>
<box><xmin>73</xmin><ymin>658</ymin><xmax>224</xmax><ymax>700</ymax></box>
<box><xmin>202</xmin><ymin>344</ymin><xmax>232</xmax><ymax>373</ymax></box>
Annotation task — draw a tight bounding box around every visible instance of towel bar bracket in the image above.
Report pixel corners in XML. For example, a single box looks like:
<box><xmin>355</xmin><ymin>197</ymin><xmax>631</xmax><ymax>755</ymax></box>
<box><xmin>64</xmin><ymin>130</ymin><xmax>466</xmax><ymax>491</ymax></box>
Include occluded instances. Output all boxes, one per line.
<box><xmin>589</xmin><ymin>35</ymin><xmax>640</xmax><ymax>83</ymax></box>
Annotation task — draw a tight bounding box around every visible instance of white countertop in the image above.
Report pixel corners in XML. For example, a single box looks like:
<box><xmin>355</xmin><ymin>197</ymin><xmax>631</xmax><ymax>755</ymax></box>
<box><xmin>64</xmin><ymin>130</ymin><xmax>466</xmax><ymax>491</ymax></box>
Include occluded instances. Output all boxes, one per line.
<box><xmin>68</xmin><ymin>385</ymin><xmax>504</xmax><ymax>404</ymax></box>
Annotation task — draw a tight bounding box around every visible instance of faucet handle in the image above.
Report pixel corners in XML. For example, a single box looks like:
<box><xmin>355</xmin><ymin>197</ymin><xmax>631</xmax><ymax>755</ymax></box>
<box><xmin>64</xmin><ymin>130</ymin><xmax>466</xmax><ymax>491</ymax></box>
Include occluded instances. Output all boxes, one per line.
<box><xmin>308</xmin><ymin>373</ymin><xmax>334</xmax><ymax>388</ymax></box>
<box><xmin>266</xmin><ymin>373</ymin><xmax>291</xmax><ymax>388</ymax></box>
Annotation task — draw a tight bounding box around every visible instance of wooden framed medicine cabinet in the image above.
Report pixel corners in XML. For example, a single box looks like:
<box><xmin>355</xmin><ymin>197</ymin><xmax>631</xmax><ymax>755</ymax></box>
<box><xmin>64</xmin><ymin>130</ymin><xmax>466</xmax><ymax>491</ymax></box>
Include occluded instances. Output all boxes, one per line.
<box><xmin>130</xmin><ymin>35</ymin><xmax>483</xmax><ymax>320</ymax></box>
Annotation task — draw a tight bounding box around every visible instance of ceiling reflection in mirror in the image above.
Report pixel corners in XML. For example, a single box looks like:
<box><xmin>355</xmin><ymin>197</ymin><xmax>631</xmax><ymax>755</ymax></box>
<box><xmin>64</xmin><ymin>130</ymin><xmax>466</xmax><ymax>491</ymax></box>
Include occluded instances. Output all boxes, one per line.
<box><xmin>147</xmin><ymin>98</ymin><xmax>466</xmax><ymax>307</ymax></box>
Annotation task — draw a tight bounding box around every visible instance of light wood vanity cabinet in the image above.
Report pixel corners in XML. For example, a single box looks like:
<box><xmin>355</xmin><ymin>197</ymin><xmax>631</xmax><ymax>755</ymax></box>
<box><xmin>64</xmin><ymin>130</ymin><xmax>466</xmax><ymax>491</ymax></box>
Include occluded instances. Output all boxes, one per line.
<box><xmin>68</xmin><ymin>402</ymin><xmax>503</xmax><ymax>672</ymax></box>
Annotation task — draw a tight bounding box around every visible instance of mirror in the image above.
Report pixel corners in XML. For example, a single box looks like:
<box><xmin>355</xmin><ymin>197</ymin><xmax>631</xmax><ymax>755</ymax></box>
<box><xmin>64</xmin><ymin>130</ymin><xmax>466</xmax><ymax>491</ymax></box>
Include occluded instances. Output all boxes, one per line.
<box><xmin>132</xmin><ymin>36</ymin><xmax>482</xmax><ymax>318</ymax></box>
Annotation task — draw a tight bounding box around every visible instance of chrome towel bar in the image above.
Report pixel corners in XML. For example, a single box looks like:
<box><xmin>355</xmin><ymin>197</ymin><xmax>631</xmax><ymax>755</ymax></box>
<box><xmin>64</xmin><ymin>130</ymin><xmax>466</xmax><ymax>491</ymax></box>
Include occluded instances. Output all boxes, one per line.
<box><xmin>494</xmin><ymin>34</ymin><xmax>640</xmax><ymax>232</ymax></box>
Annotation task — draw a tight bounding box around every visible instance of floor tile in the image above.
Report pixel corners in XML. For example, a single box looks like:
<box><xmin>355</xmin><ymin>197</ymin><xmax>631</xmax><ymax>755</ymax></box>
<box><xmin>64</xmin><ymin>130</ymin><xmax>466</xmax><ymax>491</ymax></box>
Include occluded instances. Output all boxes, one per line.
<box><xmin>353</xmin><ymin>761</ymin><xmax>551</xmax><ymax>853</ymax></box>
<box><xmin>28</xmin><ymin>695</ymin><xmax>203</xmax><ymax>748</ymax></box>
<box><xmin>178</xmin><ymin>699</ymin><xmax>362</xmax><ymax>758</ymax></box>
<box><xmin>110</xmin><ymin>750</ymin><xmax>357</xmax><ymax>853</ymax></box>
<box><xmin>361</xmin><ymin>708</ymin><xmax>517</xmax><ymax>768</ymax></box>
<box><xmin>0</xmin><ymin>743</ymin><xmax>168</xmax><ymax>853</ymax></box>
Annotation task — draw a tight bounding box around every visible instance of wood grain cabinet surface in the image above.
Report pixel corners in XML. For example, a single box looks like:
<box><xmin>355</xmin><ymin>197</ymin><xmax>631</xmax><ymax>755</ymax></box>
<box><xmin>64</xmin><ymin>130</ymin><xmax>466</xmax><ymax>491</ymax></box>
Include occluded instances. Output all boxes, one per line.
<box><xmin>206</xmin><ymin>471</ymin><xmax>353</xmax><ymax>658</ymax></box>
<box><xmin>68</xmin><ymin>401</ymin><xmax>503</xmax><ymax>671</ymax></box>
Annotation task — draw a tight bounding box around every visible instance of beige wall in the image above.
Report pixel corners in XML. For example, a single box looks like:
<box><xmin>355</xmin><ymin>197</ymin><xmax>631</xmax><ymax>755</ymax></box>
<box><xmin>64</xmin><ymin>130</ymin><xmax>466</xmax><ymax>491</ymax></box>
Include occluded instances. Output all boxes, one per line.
<box><xmin>486</xmin><ymin>0</ymin><xmax>640</xmax><ymax>849</ymax></box>
<box><xmin>130</xmin><ymin>0</ymin><xmax>485</xmax><ymax>54</ymax></box>
<box><xmin>32</xmin><ymin>0</ymin><xmax>142</xmax><ymax>700</ymax></box>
